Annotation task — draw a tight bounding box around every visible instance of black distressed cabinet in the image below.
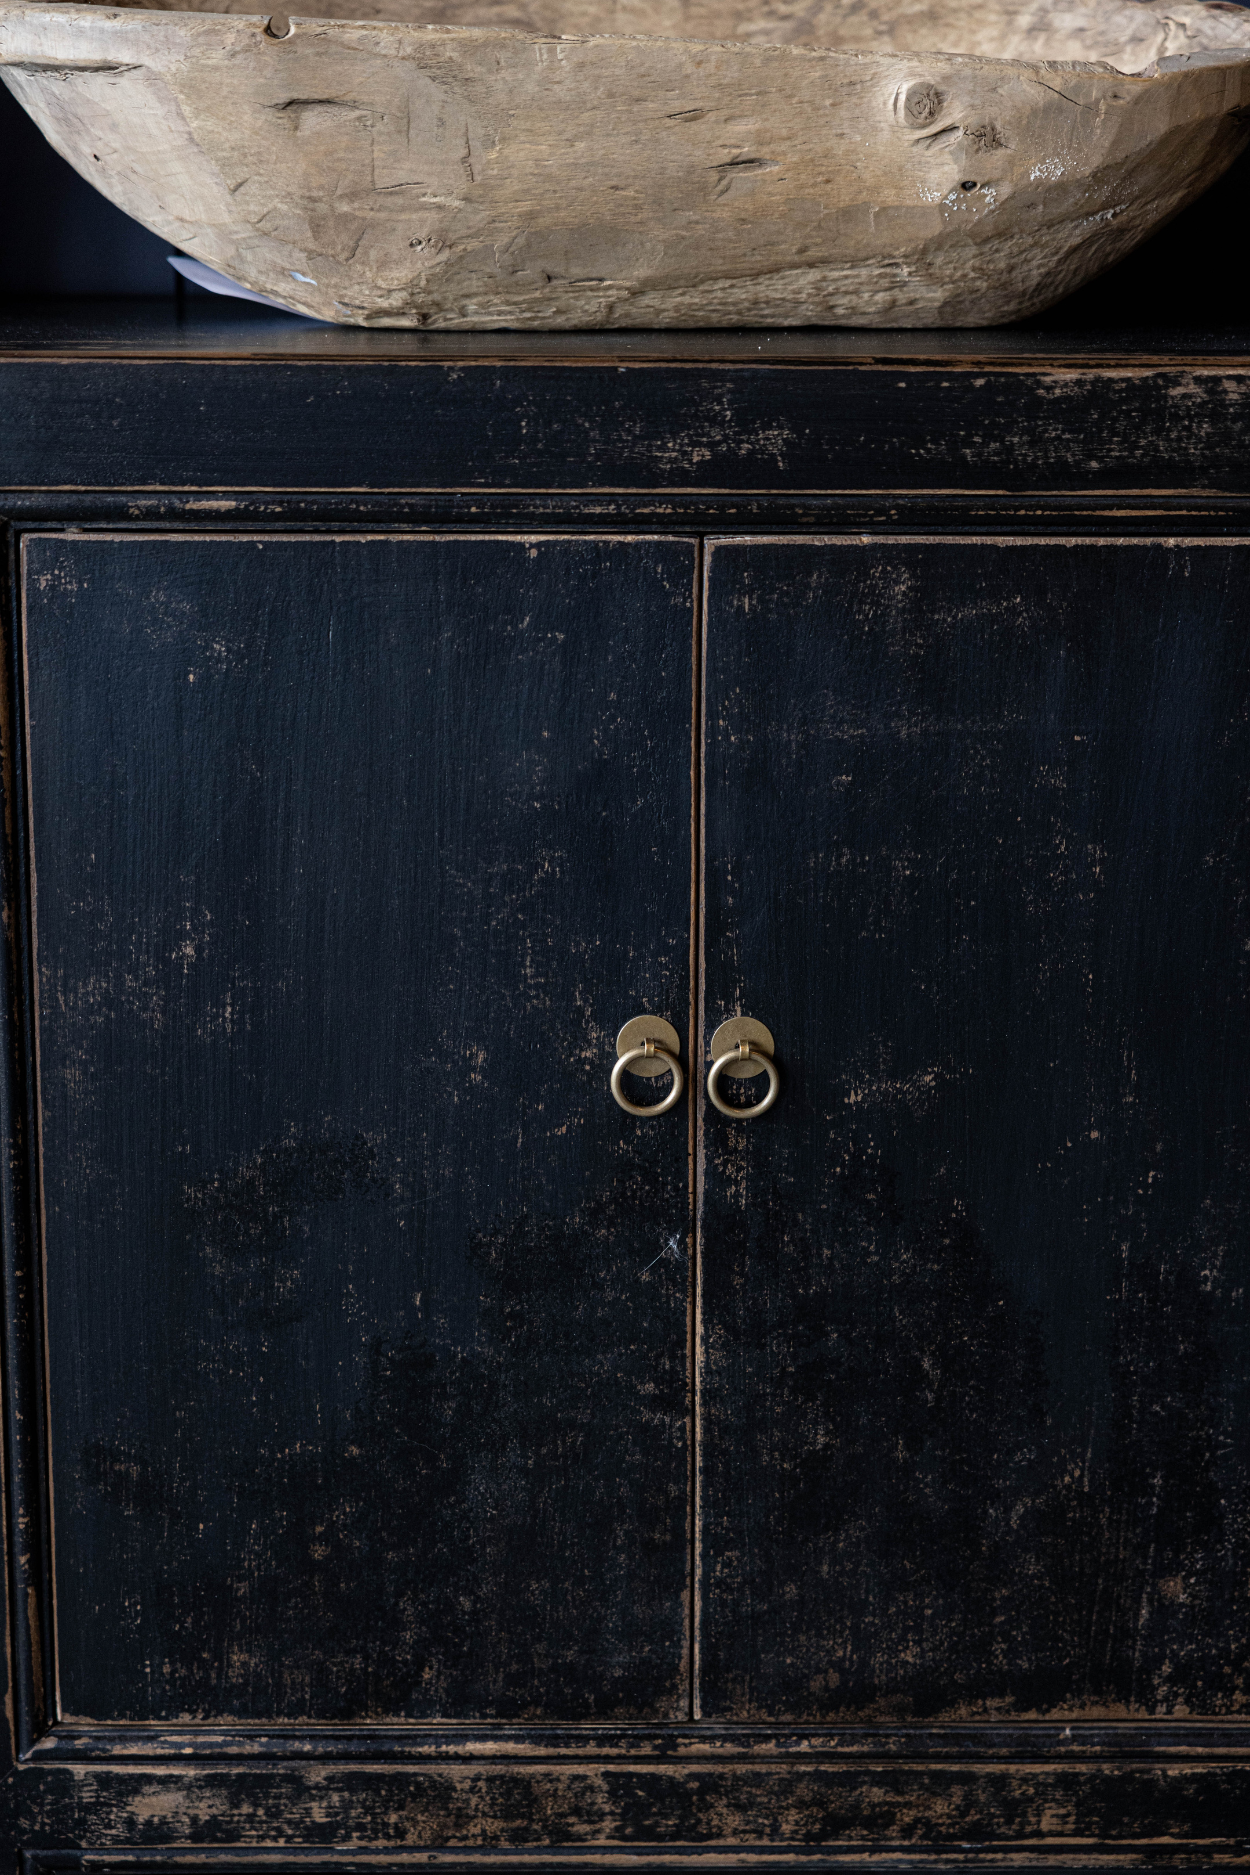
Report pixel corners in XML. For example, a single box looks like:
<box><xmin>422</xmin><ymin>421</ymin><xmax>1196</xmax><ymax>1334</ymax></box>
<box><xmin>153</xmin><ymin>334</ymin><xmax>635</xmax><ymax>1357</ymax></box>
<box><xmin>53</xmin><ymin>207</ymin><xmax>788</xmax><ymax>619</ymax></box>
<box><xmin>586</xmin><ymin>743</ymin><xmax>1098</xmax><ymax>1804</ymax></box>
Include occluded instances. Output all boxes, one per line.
<box><xmin>4</xmin><ymin>305</ymin><xmax>1250</xmax><ymax>1867</ymax></box>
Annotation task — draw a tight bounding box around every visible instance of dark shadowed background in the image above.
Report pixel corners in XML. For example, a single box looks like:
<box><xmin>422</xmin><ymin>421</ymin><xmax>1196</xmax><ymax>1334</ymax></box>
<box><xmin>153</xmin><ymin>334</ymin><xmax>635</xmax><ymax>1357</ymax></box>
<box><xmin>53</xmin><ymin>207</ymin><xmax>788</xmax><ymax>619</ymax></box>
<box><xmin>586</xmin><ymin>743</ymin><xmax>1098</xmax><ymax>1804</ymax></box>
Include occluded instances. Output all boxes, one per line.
<box><xmin>1</xmin><ymin>62</ymin><xmax>1248</xmax><ymax>324</ymax></box>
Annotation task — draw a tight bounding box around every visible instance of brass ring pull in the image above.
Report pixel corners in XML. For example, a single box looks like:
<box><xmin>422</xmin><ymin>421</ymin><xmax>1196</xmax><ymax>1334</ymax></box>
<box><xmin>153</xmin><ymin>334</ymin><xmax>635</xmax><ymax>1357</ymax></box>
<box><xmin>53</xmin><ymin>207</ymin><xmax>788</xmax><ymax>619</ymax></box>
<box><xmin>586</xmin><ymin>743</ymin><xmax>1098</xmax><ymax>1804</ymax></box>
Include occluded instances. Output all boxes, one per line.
<box><xmin>706</xmin><ymin>1017</ymin><xmax>780</xmax><ymax>1119</ymax></box>
<box><xmin>611</xmin><ymin>1041</ymin><xmax>684</xmax><ymax>1116</ymax></box>
<box><xmin>612</xmin><ymin>1016</ymin><xmax>684</xmax><ymax>1117</ymax></box>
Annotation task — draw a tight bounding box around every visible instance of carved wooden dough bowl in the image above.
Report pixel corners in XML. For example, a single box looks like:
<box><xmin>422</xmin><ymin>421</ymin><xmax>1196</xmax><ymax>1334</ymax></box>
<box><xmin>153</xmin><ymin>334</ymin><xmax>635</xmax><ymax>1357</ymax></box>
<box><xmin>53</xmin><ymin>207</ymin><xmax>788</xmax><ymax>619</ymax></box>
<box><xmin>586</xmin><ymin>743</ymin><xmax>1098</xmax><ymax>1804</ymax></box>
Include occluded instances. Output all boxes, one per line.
<box><xmin>2</xmin><ymin>0</ymin><xmax>1250</xmax><ymax>325</ymax></box>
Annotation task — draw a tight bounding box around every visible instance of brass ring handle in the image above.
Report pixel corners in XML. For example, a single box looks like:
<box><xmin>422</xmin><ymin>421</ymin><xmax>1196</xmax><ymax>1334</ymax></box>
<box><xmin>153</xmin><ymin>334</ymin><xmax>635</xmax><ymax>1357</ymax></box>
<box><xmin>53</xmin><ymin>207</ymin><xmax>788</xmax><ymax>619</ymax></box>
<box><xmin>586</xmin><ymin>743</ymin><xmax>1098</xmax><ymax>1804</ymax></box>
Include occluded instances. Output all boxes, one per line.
<box><xmin>707</xmin><ymin>1041</ymin><xmax>780</xmax><ymax>1119</ymax></box>
<box><xmin>611</xmin><ymin>1041</ymin><xmax>685</xmax><ymax>1116</ymax></box>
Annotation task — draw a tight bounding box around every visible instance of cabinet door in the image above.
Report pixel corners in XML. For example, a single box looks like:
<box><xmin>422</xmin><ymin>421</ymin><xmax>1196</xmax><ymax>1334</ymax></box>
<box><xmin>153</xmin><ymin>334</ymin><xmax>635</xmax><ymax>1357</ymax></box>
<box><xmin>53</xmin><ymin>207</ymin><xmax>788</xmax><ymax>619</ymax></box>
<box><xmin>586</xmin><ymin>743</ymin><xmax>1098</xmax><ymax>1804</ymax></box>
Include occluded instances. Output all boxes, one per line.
<box><xmin>699</xmin><ymin>538</ymin><xmax>1250</xmax><ymax>1720</ymax></box>
<box><xmin>24</xmin><ymin>532</ymin><xmax>695</xmax><ymax>1723</ymax></box>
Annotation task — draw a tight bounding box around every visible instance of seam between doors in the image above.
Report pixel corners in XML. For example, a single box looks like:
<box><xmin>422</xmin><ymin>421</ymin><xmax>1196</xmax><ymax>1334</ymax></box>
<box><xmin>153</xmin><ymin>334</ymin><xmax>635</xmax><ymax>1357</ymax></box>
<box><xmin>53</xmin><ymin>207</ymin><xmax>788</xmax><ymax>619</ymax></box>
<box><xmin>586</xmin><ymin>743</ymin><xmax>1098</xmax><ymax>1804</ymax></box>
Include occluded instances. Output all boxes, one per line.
<box><xmin>692</xmin><ymin>538</ymin><xmax>708</xmax><ymax>1723</ymax></box>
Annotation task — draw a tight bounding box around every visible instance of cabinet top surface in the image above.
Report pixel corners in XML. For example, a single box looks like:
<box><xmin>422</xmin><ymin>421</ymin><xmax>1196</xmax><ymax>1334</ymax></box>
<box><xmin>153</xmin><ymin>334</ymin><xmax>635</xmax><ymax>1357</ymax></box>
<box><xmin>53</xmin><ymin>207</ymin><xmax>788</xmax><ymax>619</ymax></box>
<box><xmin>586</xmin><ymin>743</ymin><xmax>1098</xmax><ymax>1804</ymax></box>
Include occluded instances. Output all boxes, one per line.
<box><xmin>3</xmin><ymin>298</ymin><xmax>1250</xmax><ymax>367</ymax></box>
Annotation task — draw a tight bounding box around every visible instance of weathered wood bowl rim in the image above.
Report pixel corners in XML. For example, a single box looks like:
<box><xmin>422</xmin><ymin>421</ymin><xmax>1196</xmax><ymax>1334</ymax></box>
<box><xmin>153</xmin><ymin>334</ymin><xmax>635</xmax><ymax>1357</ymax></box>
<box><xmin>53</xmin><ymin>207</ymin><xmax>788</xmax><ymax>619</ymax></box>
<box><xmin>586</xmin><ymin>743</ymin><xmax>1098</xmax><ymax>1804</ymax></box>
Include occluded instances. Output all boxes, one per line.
<box><xmin>3</xmin><ymin>0</ymin><xmax>1250</xmax><ymax>327</ymax></box>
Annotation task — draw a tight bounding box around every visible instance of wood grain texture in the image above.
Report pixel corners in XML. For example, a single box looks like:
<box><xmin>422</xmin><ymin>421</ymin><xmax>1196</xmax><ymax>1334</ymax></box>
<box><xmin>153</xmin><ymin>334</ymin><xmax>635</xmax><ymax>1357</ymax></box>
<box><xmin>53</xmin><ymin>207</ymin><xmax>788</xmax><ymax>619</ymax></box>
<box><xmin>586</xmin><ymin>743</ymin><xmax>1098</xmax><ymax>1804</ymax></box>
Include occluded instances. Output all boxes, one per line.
<box><xmin>11</xmin><ymin>357</ymin><xmax>1250</xmax><ymax>497</ymax></box>
<box><xmin>8</xmin><ymin>1753</ymin><xmax>1250</xmax><ymax>1855</ymax></box>
<box><xmin>22</xmin><ymin>531</ymin><xmax>694</xmax><ymax>1724</ymax></box>
<box><xmin>700</xmin><ymin>537</ymin><xmax>1250</xmax><ymax>1723</ymax></box>
<box><xmin>1</xmin><ymin>0</ymin><xmax>1249</xmax><ymax>328</ymax></box>
<box><xmin>8</xmin><ymin>332</ymin><xmax>1250</xmax><ymax>1863</ymax></box>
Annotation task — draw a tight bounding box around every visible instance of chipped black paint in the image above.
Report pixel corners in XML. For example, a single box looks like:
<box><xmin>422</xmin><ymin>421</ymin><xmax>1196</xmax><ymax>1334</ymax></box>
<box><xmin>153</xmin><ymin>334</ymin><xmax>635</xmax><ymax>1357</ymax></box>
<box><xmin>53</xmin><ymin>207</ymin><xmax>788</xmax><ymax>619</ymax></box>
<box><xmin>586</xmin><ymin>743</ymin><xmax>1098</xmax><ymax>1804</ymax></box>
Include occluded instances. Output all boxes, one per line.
<box><xmin>6</xmin><ymin>352</ymin><xmax>1250</xmax><ymax>496</ymax></box>
<box><xmin>184</xmin><ymin>1132</ymin><xmax>386</xmax><ymax>1331</ymax></box>
<box><xmin>22</xmin><ymin>533</ymin><xmax>694</xmax><ymax>1723</ymax></box>
<box><xmin>8</xmin><ymin>324</ymin><xmax>1250</xmax><ymax>1861</ymax></box>
<box><xmin>700</xmin><ymin>539</ymin><xmax>1250</xmax><ymax>1722</ymax></box>
<box><xmin>80</xmin><ymin>1186</ymin><xmax>688</xmax><ymax>1720</ymax></box>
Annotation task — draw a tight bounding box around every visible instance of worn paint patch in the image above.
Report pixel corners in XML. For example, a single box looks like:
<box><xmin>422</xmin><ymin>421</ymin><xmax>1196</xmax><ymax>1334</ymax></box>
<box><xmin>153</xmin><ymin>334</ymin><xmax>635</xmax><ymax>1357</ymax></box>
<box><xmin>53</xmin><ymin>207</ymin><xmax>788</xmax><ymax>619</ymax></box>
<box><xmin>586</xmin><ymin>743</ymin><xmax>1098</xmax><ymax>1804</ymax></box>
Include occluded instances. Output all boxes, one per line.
<box><xmin>24</xmin><ymin>531</ymin><xmax>695</xmax><ymax>1724</ymax></box>
<box><xmin>700</xmin><ymin>537</ymin><xmax>1250</xmax><ymax>1721</ymax></box>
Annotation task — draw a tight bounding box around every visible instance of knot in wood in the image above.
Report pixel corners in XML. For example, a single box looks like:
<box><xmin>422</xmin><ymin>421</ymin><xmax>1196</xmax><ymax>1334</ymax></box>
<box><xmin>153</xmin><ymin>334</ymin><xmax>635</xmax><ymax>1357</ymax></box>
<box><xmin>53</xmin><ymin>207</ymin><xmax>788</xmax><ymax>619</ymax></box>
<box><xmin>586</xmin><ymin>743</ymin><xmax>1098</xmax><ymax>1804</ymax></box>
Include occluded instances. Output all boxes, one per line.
<box><xmin>900</xmin><ymin>81</ymin><xmax>944</xmax><ymax>126</ymax></box>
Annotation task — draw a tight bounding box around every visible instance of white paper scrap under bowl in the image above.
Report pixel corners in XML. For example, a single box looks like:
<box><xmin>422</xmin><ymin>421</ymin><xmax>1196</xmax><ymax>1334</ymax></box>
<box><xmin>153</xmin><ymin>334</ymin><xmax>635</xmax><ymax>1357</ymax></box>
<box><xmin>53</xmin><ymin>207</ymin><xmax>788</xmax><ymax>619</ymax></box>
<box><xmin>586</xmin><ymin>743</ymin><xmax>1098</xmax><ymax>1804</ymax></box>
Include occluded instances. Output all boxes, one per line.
<box><xmin>167</xmin><ymin>254</ymin><xmax>324</xmax><ymax>316</ymax></box>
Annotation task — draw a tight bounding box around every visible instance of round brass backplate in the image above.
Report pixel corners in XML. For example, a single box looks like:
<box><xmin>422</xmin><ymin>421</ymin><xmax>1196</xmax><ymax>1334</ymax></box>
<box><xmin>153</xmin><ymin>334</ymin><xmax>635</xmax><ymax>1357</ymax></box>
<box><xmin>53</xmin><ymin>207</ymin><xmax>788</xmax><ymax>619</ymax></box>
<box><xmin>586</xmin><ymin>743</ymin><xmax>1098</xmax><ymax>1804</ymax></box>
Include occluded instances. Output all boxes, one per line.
<box><xmin>708</xmin><ymin>1016</ymin><xmax>775</xmax><ymax>1078</ymax></box>
<box><xmin>616</xmin><ymin>1016</ymin><xmax>682</xmax><ymax>1079</ymax></box>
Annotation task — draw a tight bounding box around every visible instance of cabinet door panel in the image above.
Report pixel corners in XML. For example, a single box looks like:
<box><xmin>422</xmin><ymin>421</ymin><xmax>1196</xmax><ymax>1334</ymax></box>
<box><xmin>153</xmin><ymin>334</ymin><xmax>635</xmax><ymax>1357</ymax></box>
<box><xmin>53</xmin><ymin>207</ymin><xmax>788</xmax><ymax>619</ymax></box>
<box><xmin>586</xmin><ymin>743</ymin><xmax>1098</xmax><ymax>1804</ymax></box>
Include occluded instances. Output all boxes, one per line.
<box><xmin>700</xmin><ymin>539</ymin><xmax>1250</xmax><ymax>1720</ymax></box>
<box><xmin>24</xmin><ymin>533</ymin><xmax>694</xmax><ymax>1724</ymax></box>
